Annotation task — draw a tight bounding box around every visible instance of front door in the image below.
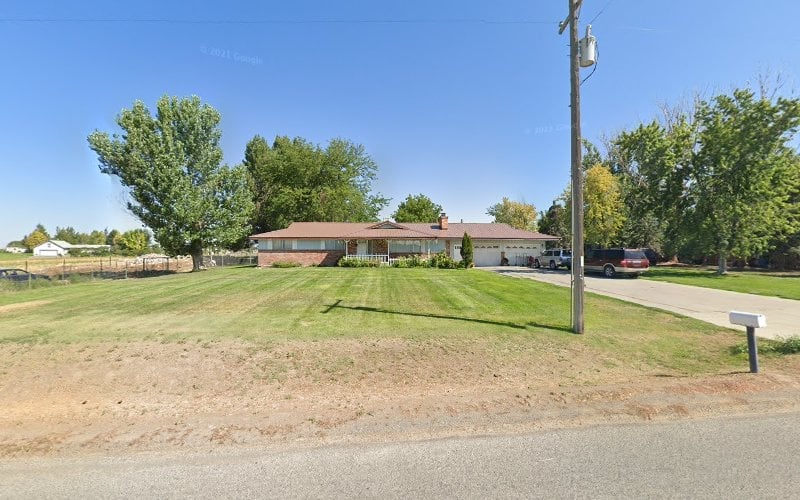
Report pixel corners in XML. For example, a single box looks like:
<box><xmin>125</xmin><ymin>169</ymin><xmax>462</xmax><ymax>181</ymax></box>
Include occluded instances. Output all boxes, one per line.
<box><xmin>357</xmin><ymin>240</ymin><xmax>367</xmax><ymax>255</ymax></box>
<box><xmin>452</xmin><ymin>244</ymin><xmax>462</xmax><ymax>262</ymax></box>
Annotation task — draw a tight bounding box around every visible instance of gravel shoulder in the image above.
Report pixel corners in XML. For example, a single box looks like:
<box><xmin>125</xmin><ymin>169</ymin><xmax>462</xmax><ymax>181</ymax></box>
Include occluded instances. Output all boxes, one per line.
<box><xmin>1</xmin><ymin>341</ymin><xmax>799</xmax><ymax>458</ymax></box>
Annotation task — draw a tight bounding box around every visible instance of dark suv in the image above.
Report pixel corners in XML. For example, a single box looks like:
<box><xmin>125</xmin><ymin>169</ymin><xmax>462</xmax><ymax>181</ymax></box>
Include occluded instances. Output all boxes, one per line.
<box><xmin>585</xmin><ymin>248</ymin><xmax>649</xmax><ymax>278</ymax></box>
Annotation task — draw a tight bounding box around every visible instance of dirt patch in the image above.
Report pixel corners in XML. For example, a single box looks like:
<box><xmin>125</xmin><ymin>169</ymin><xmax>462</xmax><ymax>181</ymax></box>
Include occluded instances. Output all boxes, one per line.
<box><xmin>0</xmin><ymin>300</ymin><xmax>51</xmax><ymax>314</ymax></box>
<box><xmin>1</xmin><ymin>340</ymin><xmax>798</xmax><ymax>457</ymax></box>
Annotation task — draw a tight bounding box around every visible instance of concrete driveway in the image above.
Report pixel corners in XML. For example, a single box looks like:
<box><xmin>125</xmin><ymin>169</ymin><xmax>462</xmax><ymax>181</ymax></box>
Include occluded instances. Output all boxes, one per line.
<box><xmin>486</xmin><ymin>267</ymin><xmax>799</xmax><ymax>340</ymax></box>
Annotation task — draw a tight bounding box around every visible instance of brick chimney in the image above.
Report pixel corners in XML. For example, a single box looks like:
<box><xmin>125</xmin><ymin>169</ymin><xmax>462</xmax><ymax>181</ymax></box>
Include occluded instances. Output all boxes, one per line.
<box><xmin>438</xmin><ymin>212</ymin><xmax>449</xmax><ymax>230</ymax></box>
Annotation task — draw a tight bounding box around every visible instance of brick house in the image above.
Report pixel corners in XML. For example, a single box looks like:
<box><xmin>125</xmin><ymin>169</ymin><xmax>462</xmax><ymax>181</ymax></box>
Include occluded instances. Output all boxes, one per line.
<box><xmin>250</xmin><ymin>213</ymin><xmax>558</xmax><ymax>267</ymax></box>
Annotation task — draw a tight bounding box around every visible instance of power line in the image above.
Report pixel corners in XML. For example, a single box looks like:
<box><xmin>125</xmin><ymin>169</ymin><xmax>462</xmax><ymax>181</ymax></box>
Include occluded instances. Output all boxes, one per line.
<box><xmin>0</xmin><ymin>17</ymin><xmax>559</xmax><ymax>26</ymax></box>
<box><xmin>587</xmin><ymin>0</ymin><xmax>613</xmax><ymax>24</ymax></box>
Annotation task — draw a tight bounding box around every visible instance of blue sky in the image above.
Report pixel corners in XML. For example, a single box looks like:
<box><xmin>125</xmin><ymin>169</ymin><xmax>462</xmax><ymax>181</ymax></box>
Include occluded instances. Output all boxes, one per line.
<box><xmin>1</xmin><ymin>0</ymin><xmax>798</xmax><ymax>246</ymax></box>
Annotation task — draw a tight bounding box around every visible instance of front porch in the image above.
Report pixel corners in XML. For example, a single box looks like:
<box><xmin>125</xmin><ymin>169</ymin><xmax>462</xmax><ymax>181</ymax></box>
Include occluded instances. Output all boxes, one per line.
<box><xmin>343</xmin><ymin>238</ymin><xmax>447</xmax><ymax>265</ymax></box>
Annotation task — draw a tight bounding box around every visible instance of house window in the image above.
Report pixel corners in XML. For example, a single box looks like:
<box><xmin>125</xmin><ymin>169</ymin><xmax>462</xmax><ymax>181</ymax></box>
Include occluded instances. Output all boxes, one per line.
<box><xmin>426</xmin><ymin>241</ymin><xmax>445</xmax><ymax>253</ymax></box>
<box><xmin>323</xmin><ymin>240</ymin><xmax>344</xmax><ymax>250</ymax></box>
<box><xmin>296</xmin><ymin>240</ymin><xmax>322</xmax><ymax>250</ymax></box>
<box><xmin>273</xmin><ymin>239</ymin><xmax>291</xmax><ymax>250</ymax></box>
<box><xmin>389</xmin><ymin>240</ymin><xmax>422</xmax><ymax>253</ymax></box>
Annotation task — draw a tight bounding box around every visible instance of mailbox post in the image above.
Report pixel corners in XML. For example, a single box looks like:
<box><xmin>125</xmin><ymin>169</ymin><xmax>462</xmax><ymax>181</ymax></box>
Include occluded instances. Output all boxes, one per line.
<box><xmin>729</xmin><ymin>311</ymin><xmax>767</xmax><ymax>374</ymax></box>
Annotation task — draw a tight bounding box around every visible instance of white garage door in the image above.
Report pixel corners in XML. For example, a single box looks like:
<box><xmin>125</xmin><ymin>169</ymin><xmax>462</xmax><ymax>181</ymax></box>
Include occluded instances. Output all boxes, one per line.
<box><xmin>37</xmin><ymin>249</ymin><xmax>60</xmax><ymax>257</ymax></box>
<box><xmin>473</xmin><ymin>248</ymin><xmax>502</xmax><ymax>267</ymax></box>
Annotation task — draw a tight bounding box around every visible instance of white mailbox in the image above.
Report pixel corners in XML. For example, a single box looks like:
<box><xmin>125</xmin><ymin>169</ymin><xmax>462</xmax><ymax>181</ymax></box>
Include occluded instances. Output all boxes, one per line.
<box><xmin>729</xmin><ymin>311</ymin><xmax>767</xmax><ymax>329</ymax></box>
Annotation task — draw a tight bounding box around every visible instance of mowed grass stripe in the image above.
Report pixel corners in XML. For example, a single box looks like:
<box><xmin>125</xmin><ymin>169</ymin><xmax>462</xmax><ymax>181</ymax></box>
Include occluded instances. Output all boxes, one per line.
<box><xmin>0</xmin><ymin>266</ymin><xmax>751</xmax><ymax>376</ymax></box>
<box><xmin>643</xmin><ymin>267</ymin><xmax>800</xmax><ymax>301</ymax></box>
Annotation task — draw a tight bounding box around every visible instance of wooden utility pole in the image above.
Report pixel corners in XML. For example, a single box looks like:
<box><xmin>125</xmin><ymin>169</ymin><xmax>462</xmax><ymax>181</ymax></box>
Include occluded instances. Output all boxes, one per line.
<box><xmin>560</xmin><ymin>0</ymin><xmax>585</xmax><ymax>334</ymax></box>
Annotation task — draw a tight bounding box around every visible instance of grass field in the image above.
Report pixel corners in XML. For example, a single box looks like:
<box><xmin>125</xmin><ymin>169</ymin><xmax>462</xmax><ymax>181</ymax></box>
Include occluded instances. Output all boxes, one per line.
<box><xmin>643</xmin><ymin>267</ymin><xmax>800</xmax><ymax>301</ymax></box>
<box><xmin>0</xmin><ymin>252</ymin><xmax>28</xmax><ymax>262</ymax></box>
<box><xmin>0</xmin><ymin>266</ymin><xmax>754</xmax><ymax>376</ymax></box>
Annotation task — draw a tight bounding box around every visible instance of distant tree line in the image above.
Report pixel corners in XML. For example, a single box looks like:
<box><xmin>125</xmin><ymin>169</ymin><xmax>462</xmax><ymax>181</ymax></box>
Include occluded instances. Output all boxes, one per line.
<box><xmin>86</xmin><ymin>95</ymin><xmax>395</xmax><ymax>270</ymax></box>
<box><xmin>11</xmin><ymin>224</ymin><xmax>155</xmax><ymax>256</ymax></box>
<box><xmin>84</xmin><ymin>94</ymin><xmax>556</xmax><ymax>272</ymax></box>
<box><xmin>541</xmin><ymin>84</ymin><xmax>800</xmax><ymax>272</ymax></box>
<box><xmin>83</xmin><ymin>85</ymin><xmax>800</xmax><ymax>273</ymax></box>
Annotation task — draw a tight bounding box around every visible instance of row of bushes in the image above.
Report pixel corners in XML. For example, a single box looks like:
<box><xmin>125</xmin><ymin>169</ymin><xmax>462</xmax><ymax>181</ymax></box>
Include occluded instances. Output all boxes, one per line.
<box><xmin>338</xmin><ymin>258</ymin><xmax>381</xmax><ymax>268</ymax></box>
<box><xmin>336</xmin><ymin>253</ymin><xmax>469</xmax><ymax>269</ymax></box>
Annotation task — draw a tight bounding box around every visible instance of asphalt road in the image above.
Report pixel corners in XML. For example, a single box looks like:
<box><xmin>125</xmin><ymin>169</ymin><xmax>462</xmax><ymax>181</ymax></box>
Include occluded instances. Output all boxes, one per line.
<box><xmin>2</xmin><ymin>412</ymin><xmax>799</xmax><ymax>498</ymax></box>
<box><xmin>489</xmin><ymin>267</ymin><xmax>799</xmax><ymax>340</ymax></box>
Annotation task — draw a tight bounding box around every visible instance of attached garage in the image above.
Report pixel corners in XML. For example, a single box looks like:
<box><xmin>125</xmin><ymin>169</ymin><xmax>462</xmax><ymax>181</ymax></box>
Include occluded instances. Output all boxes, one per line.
<box><xmin>453</xmin><ymin>239</ymin><xmax>548</xmax><ymax>267</ymax></box>
<box><xmin>473</xmin><ymin>246</ymin><xmax>503</xmax><ymax>267</ymax></box>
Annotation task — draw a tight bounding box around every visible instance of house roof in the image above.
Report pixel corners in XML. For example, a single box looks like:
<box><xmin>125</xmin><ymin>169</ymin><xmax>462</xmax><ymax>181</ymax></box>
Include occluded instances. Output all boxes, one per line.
<box><xmin>251</xmin><ymin>221</ymin><xmax>557</xmax><ymax>241</ymax></box>
<box><xmin>38</xmin><ymin>240</ymin><xmax>72</xmax><ymax>249</ymax></box>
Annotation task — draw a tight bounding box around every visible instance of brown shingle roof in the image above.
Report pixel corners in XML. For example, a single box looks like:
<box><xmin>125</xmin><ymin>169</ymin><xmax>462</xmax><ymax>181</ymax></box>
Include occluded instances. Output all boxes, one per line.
<box><xmin>251</xmin><ymin>222</ymin><xmax>369</xmax><ymax>239</ymax></box>
<box><xmin>251</xmin><ymin>221</ymin><xmax>556</xmax><ymax>241</ymax></box>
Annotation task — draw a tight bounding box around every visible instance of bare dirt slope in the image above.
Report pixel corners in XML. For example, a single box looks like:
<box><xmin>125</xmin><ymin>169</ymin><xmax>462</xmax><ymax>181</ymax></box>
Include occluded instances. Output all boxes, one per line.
<box><xmin>2</xmin><ymin>340</ymin><xmax>799</xmax><ymax>458</ymax></box>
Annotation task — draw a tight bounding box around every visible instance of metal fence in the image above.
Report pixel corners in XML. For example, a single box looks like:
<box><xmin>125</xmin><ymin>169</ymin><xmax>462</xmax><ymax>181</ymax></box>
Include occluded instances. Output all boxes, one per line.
<box><xmin>203</xmin><ymin>254</ymin><xmax>257</xmax><ymax>268</ymax></box>
<box><xmin>1</xmin><ymin>253</ymin><xmax>257</xmax><ymax>287</ymax></box>
<box><xmin>3</xmin><ymin>256</ymin><xmax>191</xmax><ymax>281</ymax></box>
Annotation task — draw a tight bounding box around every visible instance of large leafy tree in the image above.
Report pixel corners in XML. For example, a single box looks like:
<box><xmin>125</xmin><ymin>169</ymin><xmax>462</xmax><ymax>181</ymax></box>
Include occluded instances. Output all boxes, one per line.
<box><xmin>584</xmin><ymin>164</ymin><xmax>626</xmax><ymax>248</ymax></box>
<box><xmin>611</xmin><ymin>117</ymin><xmax>696</xmax><ymax>257</ymax></box>
<box><xmin>88</xmin><ymin>95</ymin><xmax>254</xmax><ymax>271</ymax></box>
<box><xmin>538</xmin><ymin>200</ymin><xmax>569</xmax><ymax>246</ymax></box>
<box><xmin>22</xmin><ymin>226</ymin><xmax>48</xmax><ymax>251</ymax></box>
<box><xmin>392</xmin><ymin>194</ymin><xmax>443</xmax><ymax>223</ymax></box>
<box><xmin>86</xmin><ymin>230</ymin><xmax>107</xmax><ymax>245</ymax></box>
<box><xmin>245</xmin><ymin>135</ymin><xmax>389</xmax><ymax>232</ymax></box>
<box><xmin>106</xmin><ymin>229</ymin><xmax>120</xmax><ymax>247</ymax></box>
<box><xmin>115</xmin><ymin>228</ymin><xmax>151</xmax><ymax>255</ymax></box>
<box><xmin>54</xmin><ymin>226</ymin><xmax>81</xmax><ymax>244</ymax></box>
<box><xmin>54</xmin><ymin>226</ymin><xmax>112</xmax><ymax>245</ymax></box>
<box><xmin>486</xmin><ymin>197</ymin><xmax>538</xmax><ymax>231</ymax></box>
<box><xmin>34</xmin><ymin>224</ymin><xmax>50</xmax><ymax>239</ymax></box>
<box><xmin>690</xmin><ymin>88</ymin><xmax>800</xmax><ymax>273</ymax></box>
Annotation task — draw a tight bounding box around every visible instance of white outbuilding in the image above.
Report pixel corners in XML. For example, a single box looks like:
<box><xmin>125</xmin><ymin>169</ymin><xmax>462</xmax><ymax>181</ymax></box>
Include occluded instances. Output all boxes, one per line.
<box><xmin>33</xmin><ymin>240</ymin><xmax>110</xmax><ymax>257</ymax></box>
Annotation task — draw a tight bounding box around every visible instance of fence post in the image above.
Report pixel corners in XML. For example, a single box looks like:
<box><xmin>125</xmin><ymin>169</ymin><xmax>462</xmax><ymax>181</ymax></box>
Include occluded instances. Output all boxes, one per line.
<box><xmin>142</xmin><ymin>259</ymin><xmax>146</xmax><ymax>273</ymax></box>
<box><xmin>62</xmin><ymin>258</ymin><xmax>66</xmax><ymax>281</ymax></box>
<box><xmin>125</xmin><ymin>261</ymin><xmax>128</xmax><ymax>279</ymax></box>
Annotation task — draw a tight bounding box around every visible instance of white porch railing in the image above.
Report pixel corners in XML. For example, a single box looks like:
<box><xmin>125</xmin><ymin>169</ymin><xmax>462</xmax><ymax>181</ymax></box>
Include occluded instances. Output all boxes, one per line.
<box><xmin>343</xmin><ymin>254</ymin><xmax>389</xmax><ymax>263</ymax></box>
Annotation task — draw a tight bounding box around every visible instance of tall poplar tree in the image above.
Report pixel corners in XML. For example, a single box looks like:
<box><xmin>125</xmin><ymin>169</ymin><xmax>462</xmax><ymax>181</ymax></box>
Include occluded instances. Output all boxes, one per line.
<box><xmin>88</xmin><ymin>95</ymin><xmax>254</xmax><ymax>271</ymax></box>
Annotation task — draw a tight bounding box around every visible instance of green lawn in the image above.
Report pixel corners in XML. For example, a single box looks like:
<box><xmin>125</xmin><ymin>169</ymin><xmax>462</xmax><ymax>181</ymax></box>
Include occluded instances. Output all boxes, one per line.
<box><xmin>0</xmin><ymin>252</ymin><xmax>28</xmax><ymax>262</ymax></box>
<box><xmin>0</xmin><ymin>266</ymin><xmax>750</xmax><ymax>376</ymax></box>
<box><xmin>643</xmin><ymin>267</ymin><xmax>800</xmax><ymax>301</ymax></box>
